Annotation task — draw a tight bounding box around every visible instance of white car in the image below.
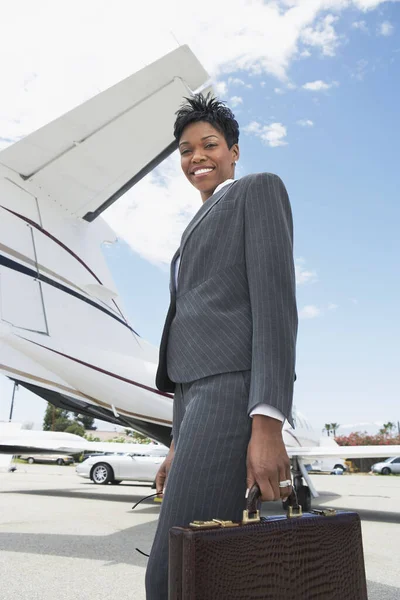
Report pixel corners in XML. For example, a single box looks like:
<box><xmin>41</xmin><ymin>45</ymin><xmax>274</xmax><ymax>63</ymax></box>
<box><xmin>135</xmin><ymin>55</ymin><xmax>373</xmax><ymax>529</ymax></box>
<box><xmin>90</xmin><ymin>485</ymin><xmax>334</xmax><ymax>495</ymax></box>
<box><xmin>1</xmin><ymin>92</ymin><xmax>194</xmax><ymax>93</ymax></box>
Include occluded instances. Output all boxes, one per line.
<box><xmin>371</xmin><ymin>456</ymin><xmax>400</xmax><ymax>475</ymax></box>
<box><xmin>76</xmin><ymin>448</ymin><xmax>168</xmax><ymax>485</ymax></box>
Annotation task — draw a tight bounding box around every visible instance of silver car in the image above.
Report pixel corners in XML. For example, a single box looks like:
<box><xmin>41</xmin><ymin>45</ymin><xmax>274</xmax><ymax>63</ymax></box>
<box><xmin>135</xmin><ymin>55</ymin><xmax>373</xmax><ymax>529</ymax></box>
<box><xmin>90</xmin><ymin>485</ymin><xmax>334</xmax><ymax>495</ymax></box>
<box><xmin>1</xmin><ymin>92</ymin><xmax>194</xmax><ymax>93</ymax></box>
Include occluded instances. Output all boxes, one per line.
<box><xmin>371</xmin><ymin>456</ymin><xmax>400</xmax><ymax>475</ymax></box>
<box><xmin>76</xmin><ymin>449</ymin><xmax>168</xmax><ymax>485</ymax></box>
<box><xmin>20</xmin><ymin>454</ymin><xmax>74</xmax><ymax>465</ymax></box>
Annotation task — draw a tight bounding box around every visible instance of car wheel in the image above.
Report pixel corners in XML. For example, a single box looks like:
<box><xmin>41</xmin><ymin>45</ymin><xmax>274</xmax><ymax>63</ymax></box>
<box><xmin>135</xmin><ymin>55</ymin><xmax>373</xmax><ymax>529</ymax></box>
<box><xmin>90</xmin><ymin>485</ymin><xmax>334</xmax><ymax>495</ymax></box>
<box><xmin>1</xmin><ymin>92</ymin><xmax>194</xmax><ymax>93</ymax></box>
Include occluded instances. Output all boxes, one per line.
<box><xmin>112</xmin><ymin>480</ymin><xmax>122</xmax><ymax>485</ymax></box>
<box><xmin>381</xmin><ymin>467</ymin><xmax>391</xmax><ymax>475</ymax></box>
<box><xmin>333</xmin><ymin>464</ymin><xmax>344</xmax><ymax>471</ymax></box>
<box><xmin>27</xmin><ymin>457</ymin><xmax>35</xmax><ymax>464</ymax></box>
<box><xmin>56</xmin><ymin>458</ymin><xmax>65</xmax><ymax>466</ymax></box>
<box><xmin>91</xmin><ymin>463</ymin><xmax>114</xmax><ymax>485</ymax></box>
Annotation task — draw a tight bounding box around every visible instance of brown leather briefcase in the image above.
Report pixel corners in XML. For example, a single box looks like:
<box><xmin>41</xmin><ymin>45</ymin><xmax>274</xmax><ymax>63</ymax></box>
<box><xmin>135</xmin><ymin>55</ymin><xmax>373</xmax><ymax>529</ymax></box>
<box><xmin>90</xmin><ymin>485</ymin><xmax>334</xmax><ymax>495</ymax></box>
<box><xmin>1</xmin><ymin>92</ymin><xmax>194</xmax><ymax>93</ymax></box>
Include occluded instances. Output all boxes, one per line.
<box><xmin>169</xmin><ymin>486</ymin><xmax>368</xmax><ymax>599</ymax></box>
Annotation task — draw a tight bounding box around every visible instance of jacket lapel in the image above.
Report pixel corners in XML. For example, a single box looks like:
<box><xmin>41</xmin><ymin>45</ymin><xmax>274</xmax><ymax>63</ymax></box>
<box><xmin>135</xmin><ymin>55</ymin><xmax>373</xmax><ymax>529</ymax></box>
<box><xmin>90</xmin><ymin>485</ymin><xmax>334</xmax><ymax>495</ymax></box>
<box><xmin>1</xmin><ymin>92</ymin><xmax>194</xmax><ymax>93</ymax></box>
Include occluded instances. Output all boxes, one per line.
<box><xmin>180</xmin><ymin>181</ymin><xmax>236</xmax><ymax>257</ymax></box>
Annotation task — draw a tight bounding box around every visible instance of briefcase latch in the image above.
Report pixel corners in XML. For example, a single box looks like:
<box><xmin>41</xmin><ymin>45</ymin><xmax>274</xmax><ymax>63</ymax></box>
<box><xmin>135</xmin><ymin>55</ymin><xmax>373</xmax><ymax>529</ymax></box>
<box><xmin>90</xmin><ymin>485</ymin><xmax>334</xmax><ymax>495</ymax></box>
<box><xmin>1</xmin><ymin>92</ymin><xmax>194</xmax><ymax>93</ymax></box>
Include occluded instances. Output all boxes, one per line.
<box><xmin>189</xmin><ymin>520</ymin><xmax>221</xmax><ymax>529</ymax></box>
<box><xmin>189</xmin><ymin>519</ymin><xmax>240</xmax><ymax>529</ymax></box>
<box><xmin>287</xmin><ymin>505</ymin><xmax>303</xmax><ymax>519</ymax></box>
<box><xmin>311</xmin><ymin>508</ymin><xmax>337</xmax><ymax>517</ymax></box>
<box><xmin>213</xmin><ymin>519</ymin><xmax>240</xmax><ymax>528</ymax></box>
<box><xmin>242</xmin><ymin>509</ymin><xmax>261</xmax><ymax>525</ymax></box>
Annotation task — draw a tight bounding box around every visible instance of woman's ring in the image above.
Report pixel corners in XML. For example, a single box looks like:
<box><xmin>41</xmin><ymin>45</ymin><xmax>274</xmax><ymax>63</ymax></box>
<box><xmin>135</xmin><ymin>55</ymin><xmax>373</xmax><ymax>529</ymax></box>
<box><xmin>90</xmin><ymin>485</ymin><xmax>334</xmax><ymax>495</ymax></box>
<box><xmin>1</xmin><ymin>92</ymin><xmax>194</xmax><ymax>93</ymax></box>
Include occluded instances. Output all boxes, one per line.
<box><xmin>279</xmin><ymin>479</ymin><xmax>292</xmax><ymax>488</ymax></box>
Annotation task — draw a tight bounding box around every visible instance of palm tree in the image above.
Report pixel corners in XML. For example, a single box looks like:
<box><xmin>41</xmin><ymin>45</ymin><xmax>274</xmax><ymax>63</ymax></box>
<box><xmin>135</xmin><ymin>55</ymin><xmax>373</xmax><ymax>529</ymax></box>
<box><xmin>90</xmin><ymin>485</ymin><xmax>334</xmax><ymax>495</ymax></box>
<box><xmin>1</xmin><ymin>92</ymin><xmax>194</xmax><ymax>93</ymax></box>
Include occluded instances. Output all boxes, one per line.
<box><xmin>330</xmin><ymin>423</ymin><xmax>340</xmax><ymax>437</ymax></box>
<box><xmin>323</xmin><ymin>424</ymin><xmax>332</xmax><ymax>437</ymax></box>
<box><xmin>379</xmin><ymin>422</ymin><xmax>395</xmax><ymax>436</ymax></box>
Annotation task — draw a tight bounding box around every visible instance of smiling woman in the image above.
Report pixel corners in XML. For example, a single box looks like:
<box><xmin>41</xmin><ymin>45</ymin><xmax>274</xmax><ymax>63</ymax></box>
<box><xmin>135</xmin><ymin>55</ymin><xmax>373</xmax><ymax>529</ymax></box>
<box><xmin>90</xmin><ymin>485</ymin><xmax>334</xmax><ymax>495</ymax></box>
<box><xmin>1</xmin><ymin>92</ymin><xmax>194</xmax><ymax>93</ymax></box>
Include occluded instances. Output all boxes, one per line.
<box><xmin>176</xmin><ymin>94</ymin><xmax>240</xmax><ymax>203</ymax></box>
<box><xmin>146</xmin><ymin>93</ymin><xmax>298</xmax><ymax>600</ymax></box>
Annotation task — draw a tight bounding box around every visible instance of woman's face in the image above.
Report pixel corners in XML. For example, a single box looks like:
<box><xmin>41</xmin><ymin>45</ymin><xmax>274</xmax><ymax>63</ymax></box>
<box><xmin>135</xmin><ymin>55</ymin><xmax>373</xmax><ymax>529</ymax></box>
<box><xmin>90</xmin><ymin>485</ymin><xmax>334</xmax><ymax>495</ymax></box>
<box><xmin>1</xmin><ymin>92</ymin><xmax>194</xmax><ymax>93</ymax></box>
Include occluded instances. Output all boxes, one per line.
<box><xmin>178</xmin><ymin>121</ymin><xmax>239</xmax><ymax>202</ymax></box>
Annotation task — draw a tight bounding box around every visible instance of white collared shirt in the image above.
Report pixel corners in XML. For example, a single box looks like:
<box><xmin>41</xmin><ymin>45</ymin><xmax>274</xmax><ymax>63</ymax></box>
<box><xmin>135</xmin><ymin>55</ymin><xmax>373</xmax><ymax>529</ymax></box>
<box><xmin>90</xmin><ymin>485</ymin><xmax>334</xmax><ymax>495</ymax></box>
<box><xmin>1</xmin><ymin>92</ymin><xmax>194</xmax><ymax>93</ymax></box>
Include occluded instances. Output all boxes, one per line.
<box><xmin>172</xmin><ymin>178</ymin><xmax>284</xmax><ymax>424</ymax></box>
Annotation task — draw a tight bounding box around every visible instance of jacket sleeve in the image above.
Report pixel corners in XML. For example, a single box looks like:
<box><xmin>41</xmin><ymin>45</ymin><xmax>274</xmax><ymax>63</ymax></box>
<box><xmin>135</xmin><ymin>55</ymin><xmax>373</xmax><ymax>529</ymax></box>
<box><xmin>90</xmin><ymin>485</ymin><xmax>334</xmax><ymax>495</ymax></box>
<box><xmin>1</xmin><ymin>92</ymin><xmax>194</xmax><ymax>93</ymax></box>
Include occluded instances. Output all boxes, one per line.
<box><xmin>244</xmin><ymin>173</ymin><xmax>298</xmax><ymax>426</ymax></box>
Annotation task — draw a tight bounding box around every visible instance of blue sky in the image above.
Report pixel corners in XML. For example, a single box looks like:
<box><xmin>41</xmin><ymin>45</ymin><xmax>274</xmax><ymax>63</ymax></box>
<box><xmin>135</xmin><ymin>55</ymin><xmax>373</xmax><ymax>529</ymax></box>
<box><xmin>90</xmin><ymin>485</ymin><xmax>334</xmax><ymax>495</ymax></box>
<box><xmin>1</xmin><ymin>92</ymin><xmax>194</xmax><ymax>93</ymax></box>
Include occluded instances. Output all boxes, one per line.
<box><xmin>0</xmin><ymin>0</ymin><xmax>399</xmax><ymax>435</ymax></box>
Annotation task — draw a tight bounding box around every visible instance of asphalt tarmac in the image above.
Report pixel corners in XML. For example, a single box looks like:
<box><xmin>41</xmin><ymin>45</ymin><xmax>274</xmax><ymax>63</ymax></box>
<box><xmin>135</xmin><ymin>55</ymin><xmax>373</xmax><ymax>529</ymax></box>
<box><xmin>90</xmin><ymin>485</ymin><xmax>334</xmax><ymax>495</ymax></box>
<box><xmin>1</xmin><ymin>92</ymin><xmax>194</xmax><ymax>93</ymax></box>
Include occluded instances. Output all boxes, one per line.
<box><xmin>0</xmin><ymin>464</ymin><xmax>399</xmax><ymax>600</ymax></box>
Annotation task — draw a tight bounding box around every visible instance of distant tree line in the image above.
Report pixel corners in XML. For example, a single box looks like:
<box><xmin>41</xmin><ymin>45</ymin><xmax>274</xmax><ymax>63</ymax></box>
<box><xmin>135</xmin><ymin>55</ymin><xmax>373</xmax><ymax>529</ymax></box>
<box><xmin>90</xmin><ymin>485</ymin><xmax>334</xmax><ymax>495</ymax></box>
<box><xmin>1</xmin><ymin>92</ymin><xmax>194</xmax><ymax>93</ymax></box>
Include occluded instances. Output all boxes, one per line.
<box><xmin>335</xmin><ymin>422</ymin><xmax>400</xmax><ymax>446</ymax></box>
<box><xmin>43</xmin><ymin>404</ymin><xmax>96</xmax><ymax>437</ymax></box>
<box><xmin>42</xmin><ymin>403</ymin><xmax>151</xmax><ymax>443</ymax></box>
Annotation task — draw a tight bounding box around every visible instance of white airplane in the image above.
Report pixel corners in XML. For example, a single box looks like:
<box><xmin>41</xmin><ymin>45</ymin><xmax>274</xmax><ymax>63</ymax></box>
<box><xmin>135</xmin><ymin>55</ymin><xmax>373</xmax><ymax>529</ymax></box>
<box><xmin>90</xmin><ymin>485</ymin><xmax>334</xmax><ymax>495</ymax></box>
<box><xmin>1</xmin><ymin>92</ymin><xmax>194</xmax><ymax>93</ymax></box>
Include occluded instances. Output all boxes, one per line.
<box><xmin>0</xmin><ymin>45</ymin><xmax>209</xmax><ymax>447</ymax></box>
<box><xmin>0</xmin><ymin>422</ymin><xmax>168</xmax><ymax>456</ymax></box>
<box><xmin>0</xmin><ymin>46</ymin><xmax>398</xmax><ymax>510</ymax></box>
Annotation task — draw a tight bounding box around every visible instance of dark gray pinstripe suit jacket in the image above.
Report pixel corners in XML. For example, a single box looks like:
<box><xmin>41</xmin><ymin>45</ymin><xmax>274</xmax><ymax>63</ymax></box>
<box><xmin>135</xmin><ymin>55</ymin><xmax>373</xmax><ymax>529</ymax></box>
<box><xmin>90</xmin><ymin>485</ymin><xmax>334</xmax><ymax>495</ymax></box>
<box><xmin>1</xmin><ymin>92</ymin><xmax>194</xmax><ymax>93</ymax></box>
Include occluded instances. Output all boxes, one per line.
<box><xmin>156</xmin><ymin>173</ymin><xmax>298</xmax><ymax>426</ymax></box>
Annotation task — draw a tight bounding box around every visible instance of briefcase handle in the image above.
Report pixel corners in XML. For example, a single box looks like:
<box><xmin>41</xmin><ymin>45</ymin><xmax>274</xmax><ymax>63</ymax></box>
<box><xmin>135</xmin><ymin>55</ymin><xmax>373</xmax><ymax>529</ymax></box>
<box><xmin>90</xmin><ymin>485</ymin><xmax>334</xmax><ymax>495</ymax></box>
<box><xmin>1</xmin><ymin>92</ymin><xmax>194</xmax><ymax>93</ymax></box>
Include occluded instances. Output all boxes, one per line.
<box><xmin>245</xmin><ymin>484</ymin><xmax>301</xmax><ymax>522</ymax></box>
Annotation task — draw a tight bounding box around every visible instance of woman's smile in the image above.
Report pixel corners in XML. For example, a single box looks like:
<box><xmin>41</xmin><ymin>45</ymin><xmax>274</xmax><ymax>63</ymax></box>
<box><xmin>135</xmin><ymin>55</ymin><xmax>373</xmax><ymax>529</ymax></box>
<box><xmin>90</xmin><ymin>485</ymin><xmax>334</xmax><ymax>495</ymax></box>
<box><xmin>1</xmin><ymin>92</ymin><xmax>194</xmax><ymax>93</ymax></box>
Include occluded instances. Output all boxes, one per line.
<box><xmin>179</xmin><ymin>120</ymin><xmax>239</xmax><ymax>202</ymax></box>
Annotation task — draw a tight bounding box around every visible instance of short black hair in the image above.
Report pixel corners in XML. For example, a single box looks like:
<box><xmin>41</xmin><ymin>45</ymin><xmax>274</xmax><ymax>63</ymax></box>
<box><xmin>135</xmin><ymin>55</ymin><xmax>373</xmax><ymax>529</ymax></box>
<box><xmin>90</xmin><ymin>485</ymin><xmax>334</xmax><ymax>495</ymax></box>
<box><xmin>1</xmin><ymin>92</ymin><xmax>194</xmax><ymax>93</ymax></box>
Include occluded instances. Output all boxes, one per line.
<box><xmin>174</xmin><ymin>93</ymin><xmax>239</xmax><ymax>148</ymax></box>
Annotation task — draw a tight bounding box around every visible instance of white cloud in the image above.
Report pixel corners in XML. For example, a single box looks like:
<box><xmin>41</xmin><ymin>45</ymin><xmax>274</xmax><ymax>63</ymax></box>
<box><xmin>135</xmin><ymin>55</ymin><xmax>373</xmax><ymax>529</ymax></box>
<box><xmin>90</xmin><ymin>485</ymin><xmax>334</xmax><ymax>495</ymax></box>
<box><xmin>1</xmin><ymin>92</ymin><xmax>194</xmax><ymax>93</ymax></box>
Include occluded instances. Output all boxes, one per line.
<box><xmin>230</xmin><ymin>96</ymin><xmax>243</xmax><ymax>107</ymax></box>
<box><xmin>1</xmin><ymin>0</ymin><xmax>397</xmax><ymax>143</ymax></box>
<box><xmin>297</xmin><ymin>119</ymin><xmax>314</xmax><ymax>127</ymax></box>
<box><xmin>301</xmin><ymin>14</ymin><xmax>340</xmax><ymax>57</ymax></box>
<box><xmin>302</xmin><ymin>80</ymin><xmax>337</xmax><ymax>91</ymax></box>
<box><xmin>353</xmin><ymin>0</ymin><xmax>398</xmax><ymax>10</ymax></box>
<box><xmin>328</xmin><ymin>303</ymin><xmax>339</xmax><ymax>311</ymax></box>
<box><xmin>378</xmin><ymin>21</ymin><xmax>394</xmax><ymax>36</ymax></box>
<box><xmin>214</xmin><ymin>81</ymin><xmax>228</xmax><ymax>96</ymax></box>
<box><xmin>352</xmin><ymin>20</ymin><xmax>369</xmax><ymax>32</ymax></box>
<box><xmin>295</xmin><ymin>259</ymin><xmax>317</xmax><ymax>285</ymax></box>
<box><xmin>274</xmin><ymin>87</ymin><xmax>285</xmax><ymax>94</ymax></box>
<box><xmin>228</xmin><ymin>77</ymin><xmax>252</xmax><ymax>88</ymax></box>
<box><xmin>244</xmin><ymin>122</ymin><xmax>262</xmax><ymax>135</ymax></box>
<box><xmin>105</xmin><ymin>154</ymin><xmax>200</xmax><ymax>265</ymax></box>
<box><xmin>0</xmin><ymin>0</ymin><xmax>398</xmax><ymax>266</ymax></box>
<box><xmin>244</xmin><ymin>121</ymin><xmax>288</xmax><ymax>147</ymax></box>
<box><xmin>259</xmin><ymin>123</ymin><xmax>288</xmax><ymax>147</ymax></box>
<box><xmin>299</xmin><ymin>305</ymin><xmax>321</xmax><ymax>320</ymax></box>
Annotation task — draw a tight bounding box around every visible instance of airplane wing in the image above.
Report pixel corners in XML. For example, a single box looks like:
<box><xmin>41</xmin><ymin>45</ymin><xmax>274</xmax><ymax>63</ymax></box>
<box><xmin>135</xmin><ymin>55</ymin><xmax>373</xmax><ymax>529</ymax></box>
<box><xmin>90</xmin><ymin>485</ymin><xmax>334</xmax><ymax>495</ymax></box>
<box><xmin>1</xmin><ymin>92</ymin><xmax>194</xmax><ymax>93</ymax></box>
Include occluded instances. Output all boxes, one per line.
<box><xmin>0</xmin><ymin>427</ymin><xmax>168</xmax><ymax>456</ymax></box>
<box><xmin>288</xmin><ymin>445</ymin><xmax>400</xmax><ymax>459</ymax></box>
<box><xmin>3</xmin><ymin>423</ymin><xmax>398</xmax><ymax>461</ymax></box>
<box><xmin>0</xmin><ymin>45</ymin><xmax>209</xmax><ymax>222</ymax></box>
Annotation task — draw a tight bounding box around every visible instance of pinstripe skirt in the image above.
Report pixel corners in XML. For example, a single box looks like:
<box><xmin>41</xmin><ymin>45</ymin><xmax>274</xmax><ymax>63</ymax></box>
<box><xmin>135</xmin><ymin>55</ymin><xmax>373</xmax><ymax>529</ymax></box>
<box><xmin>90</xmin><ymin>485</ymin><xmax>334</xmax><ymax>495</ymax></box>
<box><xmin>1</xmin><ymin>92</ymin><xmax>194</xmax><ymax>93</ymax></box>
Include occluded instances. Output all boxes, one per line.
<box><xmin>145</xmin><ymin>370</ymin><xmax>252</xmax><ymax>600</ymax></box>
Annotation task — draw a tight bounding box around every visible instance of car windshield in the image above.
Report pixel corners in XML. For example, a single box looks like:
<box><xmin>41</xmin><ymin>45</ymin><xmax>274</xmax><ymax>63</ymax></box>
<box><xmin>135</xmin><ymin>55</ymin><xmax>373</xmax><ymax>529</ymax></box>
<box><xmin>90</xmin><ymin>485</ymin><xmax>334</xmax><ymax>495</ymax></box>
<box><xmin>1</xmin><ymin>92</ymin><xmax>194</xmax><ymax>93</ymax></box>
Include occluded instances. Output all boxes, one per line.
<box><xmin>384</xmin><ymin>457</ymin><xmax>393</xmax><ymax>463</ymax></box>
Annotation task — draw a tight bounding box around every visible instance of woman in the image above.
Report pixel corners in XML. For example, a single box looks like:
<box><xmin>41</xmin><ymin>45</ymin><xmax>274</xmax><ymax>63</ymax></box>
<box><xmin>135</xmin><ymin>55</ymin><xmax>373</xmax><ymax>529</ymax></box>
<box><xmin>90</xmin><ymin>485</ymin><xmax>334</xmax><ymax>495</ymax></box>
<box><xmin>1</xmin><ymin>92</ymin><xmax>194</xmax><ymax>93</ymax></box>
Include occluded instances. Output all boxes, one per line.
<box><xmin>145</xmin><ymin>94</ymin><xmax>298</xmax><ymax>599</ymax></box>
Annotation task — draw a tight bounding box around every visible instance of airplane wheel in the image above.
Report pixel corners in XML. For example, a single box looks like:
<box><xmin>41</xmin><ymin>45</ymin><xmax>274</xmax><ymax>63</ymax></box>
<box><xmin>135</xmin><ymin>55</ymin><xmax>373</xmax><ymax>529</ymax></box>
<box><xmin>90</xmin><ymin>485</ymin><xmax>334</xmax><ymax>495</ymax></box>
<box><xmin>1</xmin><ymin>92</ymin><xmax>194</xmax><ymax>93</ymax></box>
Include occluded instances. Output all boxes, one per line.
<box><xmin>91</xmin><ymin>463</ymin><xmax>114</xmax><ymax>485</ymax></box>
<box><xmin>381</xmin><ymin>467</ymin><xmax>391</xmax><ymax>475</ymax></box>
<box><xmin>296</xmin><ymin>485</ymin><xmax>312</xmax><ymax>512</ymax></box>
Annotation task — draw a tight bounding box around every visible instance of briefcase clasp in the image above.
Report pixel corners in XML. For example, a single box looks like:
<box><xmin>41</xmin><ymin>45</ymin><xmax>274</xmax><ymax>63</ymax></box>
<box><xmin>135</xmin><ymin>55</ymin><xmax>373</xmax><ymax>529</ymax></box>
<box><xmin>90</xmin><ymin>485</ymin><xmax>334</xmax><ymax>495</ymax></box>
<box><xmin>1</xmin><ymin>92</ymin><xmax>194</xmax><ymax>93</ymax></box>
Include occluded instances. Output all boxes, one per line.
<box><xmin>311</xmin><ymin>508</ymin><xmax>337</xmax><ymax>517</ymax></box>
<box><xmin>189</xmin><ymin>520</ymin><xmax>221</xmax><ymax>529</ymax></box>
<box><xmin>287</xmin><ymin>505</ymin><xmax>303</xmax><ymax>519</ymax></box>
<box><xmin>213</xmin><ymin>519</ymin><xmax>240</xmax><ymax>528</ymax></box>
<box><xmin>242</xmin><ymin>509</ymin><xmax>261</xmax><ymax>525</ymax></box>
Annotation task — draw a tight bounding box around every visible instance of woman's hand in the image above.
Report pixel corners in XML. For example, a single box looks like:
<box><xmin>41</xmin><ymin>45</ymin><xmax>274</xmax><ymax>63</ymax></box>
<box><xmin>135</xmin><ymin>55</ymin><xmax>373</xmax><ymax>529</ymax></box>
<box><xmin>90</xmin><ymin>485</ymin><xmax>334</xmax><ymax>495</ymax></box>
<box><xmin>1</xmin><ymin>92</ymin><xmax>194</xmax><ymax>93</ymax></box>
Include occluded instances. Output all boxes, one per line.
<box><xmin>155</xmin><ymin>441</ymin><xmax>175</xmax><ymax>495</ymax></box>
<box><xmin>246</xmin><ymin>416</ymin><xmax>291</xmax><ymax>502</ymax></box>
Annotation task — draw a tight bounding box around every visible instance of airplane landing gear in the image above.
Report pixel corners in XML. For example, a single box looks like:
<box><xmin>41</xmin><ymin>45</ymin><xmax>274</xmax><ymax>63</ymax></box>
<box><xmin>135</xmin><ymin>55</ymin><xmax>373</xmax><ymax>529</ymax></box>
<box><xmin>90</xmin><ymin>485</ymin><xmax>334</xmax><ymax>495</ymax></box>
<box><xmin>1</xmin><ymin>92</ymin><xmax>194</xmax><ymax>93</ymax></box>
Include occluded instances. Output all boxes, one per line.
<box><xmin>294</xmin><ymin>485</ymin><xmax>312</xmax><ymax>512</ymax></box>
<box><xmin>283</xmin><ymin>458</ymin><xmax>312</xmax><ymax>512</ymax></box>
